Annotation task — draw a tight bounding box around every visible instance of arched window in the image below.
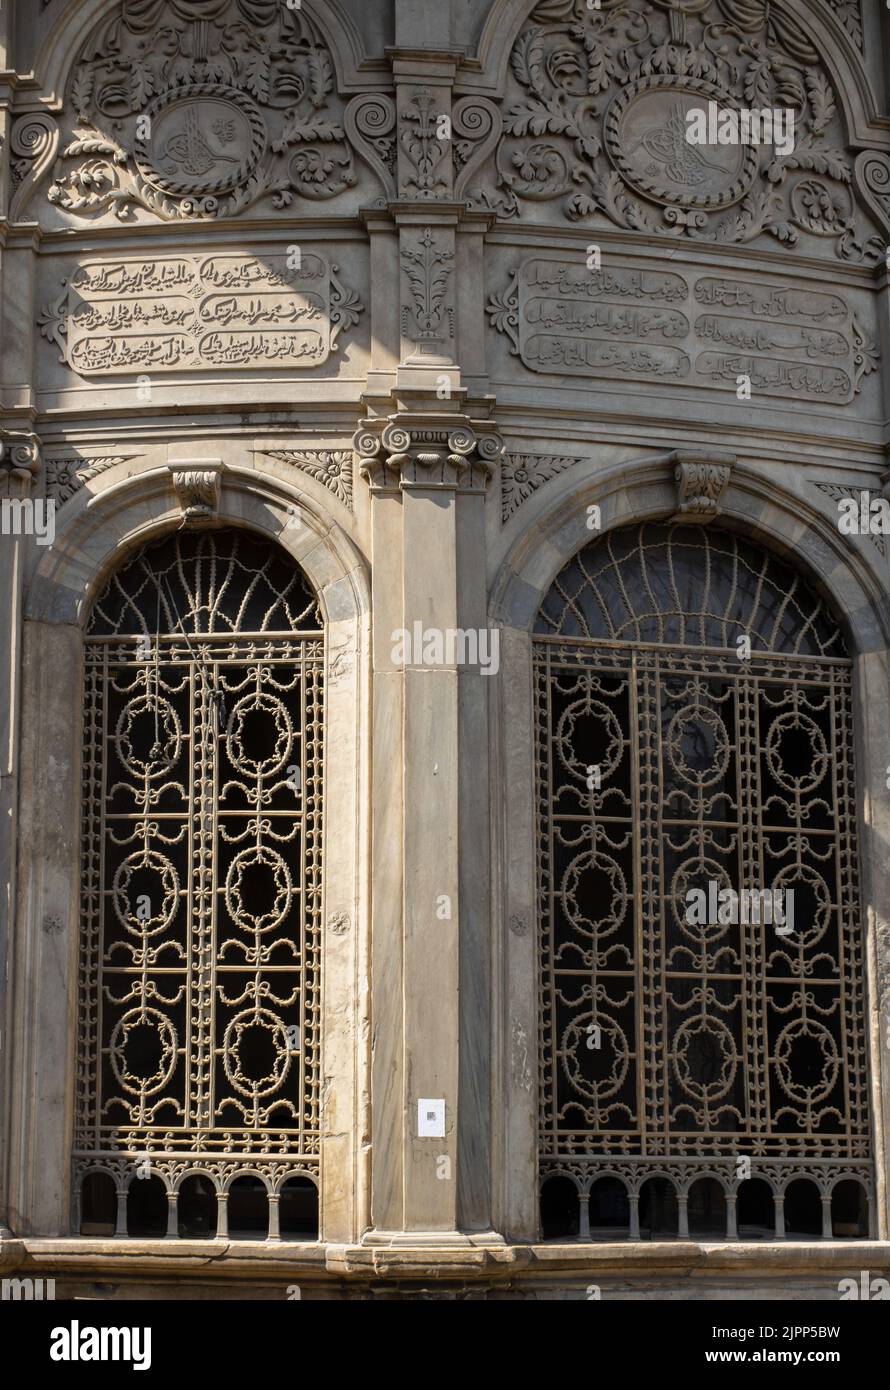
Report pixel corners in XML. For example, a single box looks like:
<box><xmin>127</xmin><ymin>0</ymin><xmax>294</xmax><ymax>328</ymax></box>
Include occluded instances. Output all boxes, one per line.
<box><xmin>535</xmin><ymin>523</ymin><xmax>872</xmax><ymax>1240</ymax></box>
<box><xmin>74</xmin><ymin>529</ymin><xmax>323</xmax><ymax>1239</ymax></box>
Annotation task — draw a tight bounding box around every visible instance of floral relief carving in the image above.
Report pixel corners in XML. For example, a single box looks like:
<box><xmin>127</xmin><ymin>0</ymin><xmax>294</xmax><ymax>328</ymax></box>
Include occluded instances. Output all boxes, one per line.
<box><xmin>44</xmin><ymin>454</ymin><xmax>133</xmax><ymax>505</ymax></box>
<box><xmin>478</xmin><ymin>0</ymin><xmax>883</xmax><ymax>262</ymax></box>
<box><xmin>501</xmin><ymin>452</ymin><xmax>582</xmax><ymax>523</ymax></box>
<box><xmin>399</xmin><ymin>88</ymin><xmax>451</xmax><ymax>199</ymax></box>
<box><xmin>262</xmin><ymin>449</ymin><xmax>354</xmax><ymax>510</ymax></box>
<box><xmin>401</xmin><ymin>228</ymin><xmax>455</xmax><ymax>345</ymax></box>
<box><xmin>48</xmin><ymin>0</ymin><xmax>361</xmax><ymax>221</ymax></box>
<box><xmin>824</xmin><ymin>0</ymin><xmax>862</xmax><ymax>49</ymax></box>
<box><xmin>813</xmin><ymin>481</ymin><xmax>886</xmax><ymax>558</ymax></box>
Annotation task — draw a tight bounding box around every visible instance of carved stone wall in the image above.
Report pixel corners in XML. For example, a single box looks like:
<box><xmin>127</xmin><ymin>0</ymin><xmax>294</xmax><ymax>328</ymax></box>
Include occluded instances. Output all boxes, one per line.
<box><xmin>1</xmin><ymin>0</ymin><xmax>890</xmax><ymax>1300</ymax></box>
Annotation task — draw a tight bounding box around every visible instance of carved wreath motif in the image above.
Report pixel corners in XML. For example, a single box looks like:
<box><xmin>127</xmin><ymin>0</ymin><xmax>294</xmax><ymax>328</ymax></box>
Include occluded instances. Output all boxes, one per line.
<box><xmin>476</xmin><ymin>0</ymin><xmax>884</xmax><ymax>261</ymax></box>
<box><xmin>49</xmin><ymin>0</ymin><xmax>357</xmax><ymax>221</ymax></box>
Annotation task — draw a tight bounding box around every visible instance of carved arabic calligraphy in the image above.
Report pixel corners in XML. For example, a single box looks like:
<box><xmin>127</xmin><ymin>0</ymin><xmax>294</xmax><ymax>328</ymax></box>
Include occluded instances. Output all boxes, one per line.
<box><xmin>39</xmin><ymin>252</ymin><xmax>363</xmax><ymax>377</ymax></box>
<box><xmin>487</xmin><ymin>258</ymin><xmax>878</xmax><ymax>405</ymax></box>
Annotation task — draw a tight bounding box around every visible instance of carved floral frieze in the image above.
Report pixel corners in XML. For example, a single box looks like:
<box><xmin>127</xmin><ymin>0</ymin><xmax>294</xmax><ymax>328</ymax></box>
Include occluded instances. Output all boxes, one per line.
<box><xmin>44</xmin><ymin>454</ymin><xmax>132</xmax><ymax>505</ymax></box>
<box><xmin>467</xmin><ymin>0</ymin><xmax>885</xmax><ymax>260</ymax></box>
<box><xmin>501</xmin><ymin>452</ymin><xmax>582</xmax><ymax>523</ymax></box>
<box><xmin>47</xmin><ymin>0</ymin><xmax>367</xmax><ymax>221</ymax></box>
<box><xmin>261</xmin><ymin>449</ymin><xmax>354</xmax><ymax>510</ymax></box>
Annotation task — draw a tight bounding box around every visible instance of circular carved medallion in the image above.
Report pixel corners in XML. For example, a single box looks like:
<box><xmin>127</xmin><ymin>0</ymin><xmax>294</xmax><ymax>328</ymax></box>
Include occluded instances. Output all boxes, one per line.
<box><xmin>604</xmin><ymin>76</ymin><xmax>759</xmax><ymax>211</ymax></box>
<box><xmin>136</xmin><ymin>84</ymin><xmax>267</xmax><ymax>198</ymax></box>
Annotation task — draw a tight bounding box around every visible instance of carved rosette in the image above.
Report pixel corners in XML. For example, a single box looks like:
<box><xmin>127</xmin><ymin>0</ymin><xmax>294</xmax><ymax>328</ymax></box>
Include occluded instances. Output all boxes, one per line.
<box><xmin>670</xmin><ymin>450</ymin><xmax>734</xmax><ymax>522</ymax></box>
<box><xmin>354</xmin><ymin>418</ymin><xmax>504</xmax><ymax>495</ymax></box>
<box><xmin>44</xmin><ymin>455</ymin><xmax>131</xmax><ymax>506</ymax></box>
<box><xmin>261</xmin><ymin>449</ymin><xmax>354</xmax><ymax>510</ymax></box>
<box><xmin>501</xmin><ymin>453</ymin><xmax>583</xmax><ymax>524</ymax></box>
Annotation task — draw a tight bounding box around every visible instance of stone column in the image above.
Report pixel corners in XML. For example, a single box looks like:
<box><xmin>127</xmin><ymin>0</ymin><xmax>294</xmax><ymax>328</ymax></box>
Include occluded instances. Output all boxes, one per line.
<box><xmin>0</xmin><ymin>431</ymin><xmax>40</xmax><ymax>1238</ymax></box>
<box><xmin>357</xmin><ymin>410</ymin><xmax>502</xmax><ymax>1243</ymax></box>
<box><xmin>356</xmin><ymin>12</ymin><xmax>504</xmax><ymax>1244</ymax></box>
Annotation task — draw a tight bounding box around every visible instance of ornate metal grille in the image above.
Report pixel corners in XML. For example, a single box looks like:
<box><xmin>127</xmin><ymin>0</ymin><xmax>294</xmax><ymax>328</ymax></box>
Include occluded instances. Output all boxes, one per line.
<box><xmin>75</xmin><ymin>530</ymin><xmax>324</xmax><ymax>1221</ymax></box>
<box><xmin>535</xmin><ymin>524</ymin><xmax>872</xmax><ymax>1235</ymax></box>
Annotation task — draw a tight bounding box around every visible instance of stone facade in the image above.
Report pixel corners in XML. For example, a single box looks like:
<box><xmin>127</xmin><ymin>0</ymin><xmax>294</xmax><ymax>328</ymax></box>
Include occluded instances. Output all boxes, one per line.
<box><xmin>1</xmin><ymin>0</ymin><xmax>890</xmax><ymax>1299</ymax></box>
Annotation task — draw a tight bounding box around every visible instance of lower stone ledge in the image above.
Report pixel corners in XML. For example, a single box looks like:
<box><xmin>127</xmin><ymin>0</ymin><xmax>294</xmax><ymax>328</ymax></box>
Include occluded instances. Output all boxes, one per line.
<box><xmin>2</xmin><ymin>1236</ymin><xmax>890</xmax><ymax>1295</ymax></box>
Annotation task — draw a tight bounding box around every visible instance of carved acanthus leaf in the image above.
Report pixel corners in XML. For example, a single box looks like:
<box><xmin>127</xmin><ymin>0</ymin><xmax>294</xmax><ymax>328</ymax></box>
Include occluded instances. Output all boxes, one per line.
<box><xmin>48</xmin><ymin>0</ymin><xmax>367</xmax><ymax>222</ymax></box>
<box><xmin>262</xmin><ymin>449</ymin><xmax>353</xmax><ymax>510</ymax></box>
<box><xmin>485</xmin><ymin>0</ymin><xmax>880</xmax><ymax>260</ymax></box>
<box><xmin>501</xmin><ymin>453</ymin><xmax>582</xmax><ymax>524</ymax></box>
<box><xmin>813</xmin><ymin>480</ymin><xmax>885</xmax><ymax>557</ymax></box>
<box><xmin>671</xmin><ymin>451</ymin><xmax>734</xmax><ymax>522</ymax></box>
<box><xmin>44</xmin><ymin>455</ymin><xmax>132</xmax><ymax>505</ymax></box>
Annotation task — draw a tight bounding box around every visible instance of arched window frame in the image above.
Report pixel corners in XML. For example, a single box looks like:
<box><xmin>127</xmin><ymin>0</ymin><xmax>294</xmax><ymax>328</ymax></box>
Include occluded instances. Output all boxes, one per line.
<box><xmin>74</xmin><ymin>529</ymin><xmax>325</xmax><ymax>1240</ymax></box>
<box><xmin>8</xmin><ymin>465</ymin><xmax>369</xmax><ymax>1245</ymax></box>
<box><xmin>491</xmin><ymin>478</ymin><xmax>890</xmax><ymax>1247</ymax></box>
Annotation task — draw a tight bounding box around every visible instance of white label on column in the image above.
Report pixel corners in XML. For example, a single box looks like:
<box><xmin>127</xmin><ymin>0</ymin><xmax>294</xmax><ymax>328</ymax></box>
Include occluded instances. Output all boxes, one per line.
<box><xmin>418</xmin><ymin>1099</ymin><xmax>446</xmax><ymax>1138</ymax></box>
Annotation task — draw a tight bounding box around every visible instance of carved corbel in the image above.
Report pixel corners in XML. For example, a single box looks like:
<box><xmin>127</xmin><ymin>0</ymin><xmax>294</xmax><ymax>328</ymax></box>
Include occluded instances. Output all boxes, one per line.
<box><xmin>669</xmin><ymin>450</ymin><xmax>735</xmax><ymax>523</ymax></box>
<box><xmin>167</xmin><ymin>459</ymin><xmax>223</xmax><ymax>525</ymax></box>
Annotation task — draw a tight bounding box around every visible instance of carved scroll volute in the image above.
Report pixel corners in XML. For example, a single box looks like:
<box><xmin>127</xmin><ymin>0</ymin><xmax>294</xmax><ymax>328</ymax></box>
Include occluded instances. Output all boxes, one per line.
<box><xmin>345</xmin><ymin>93</ymin><xmax>397</xmax><ymax>202</ymax></box>
<box><xmin>453</xmin><ymin>98</ymin><xmax>502</xmax><ymax>202</ymax></box>
<box><xmin>670</xmin><ymin>449</ymin><xmax>735</xmax><ymax>523</ymax></box>
<box><xmin>168</xmin><ymin>460</ymin><xmax>223</xmax><ymax>525</ymax></box>
<box><xmin>855</xmin><ymin>152</ymin><xmax>890</xmax><ymax>243</ymax></box>
<box><xmin>9</xmin><ymin>113</ymin><xmax>59</xmax><ymax>221</ymax></box>
<box><xmin>0</xmin><ymin>430</ymin><xmax>42</xmax><ymax>491</ymax></box>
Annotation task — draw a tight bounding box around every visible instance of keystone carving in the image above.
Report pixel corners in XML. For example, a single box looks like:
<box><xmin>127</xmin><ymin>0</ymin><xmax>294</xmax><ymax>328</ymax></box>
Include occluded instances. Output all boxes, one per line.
<box><xmin>670</xmin><ymin>450</ymin><xmax>734</xmax><ymax>523</ymax></box>
<box><xmin>168</xmin><ymin>460</ymin><xmax>223</xmax><ymax>523</ymax></box>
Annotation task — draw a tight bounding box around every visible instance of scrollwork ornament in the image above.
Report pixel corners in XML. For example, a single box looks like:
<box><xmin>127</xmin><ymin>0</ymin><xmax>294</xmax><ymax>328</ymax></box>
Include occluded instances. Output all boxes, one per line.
<box><xmin>0</xmin><ymin>431</ymin><xmax>42</xmax><ymax>483</ymax></box>
<box><xmin>10</xmin><ymin>113</ymin><xmax>59</xmax><ymax>219</ymax></box>
<box><xmin>48</xmin><ymin>0</ymin><xmax>364</xmax><ymax>222</ymax></box>
<box><xmin>381</xmin><ymin>425</ymin><xmax>411</xmax><ymax>456</ymax></box>
<box><xmin>448</xmin><ymin>428</ymin><xmax>477</xmax><ymax>458</ymax></box>
<box><xmin>352</xmin><ymin>429</ymin><xmax>382</xmax><ymax>461</ymax></box>
<box><xmin>345</xmin><ymin>93</ymin><xmax>397</xmax><ymax>198</ymax></box>
<box><xmin>488</xmin><ymin>0</ymin><xmax>873</xmax><ymax>259</ymax></box>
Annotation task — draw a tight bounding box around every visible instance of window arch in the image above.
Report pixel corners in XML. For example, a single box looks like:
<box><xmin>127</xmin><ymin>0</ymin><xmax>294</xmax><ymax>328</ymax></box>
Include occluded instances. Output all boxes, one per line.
<box><xmin>74</xmin><ymin>528</ymin><xmax>324</xmax><ymax>1240</ymax></box>
<box><xmin>535</xmin><ymin>523</ymin><xmax>872</xmax><ymax>1240</ymax></box>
